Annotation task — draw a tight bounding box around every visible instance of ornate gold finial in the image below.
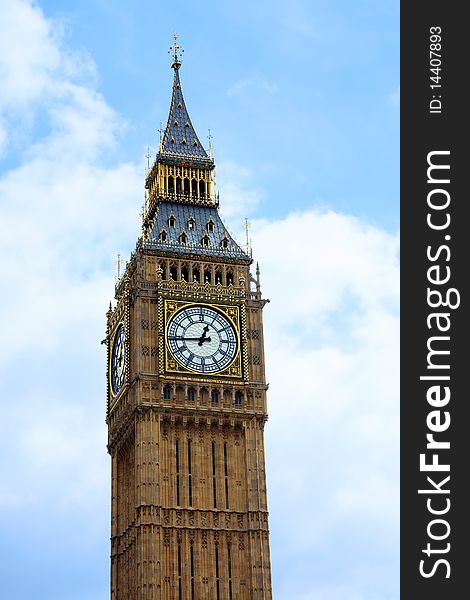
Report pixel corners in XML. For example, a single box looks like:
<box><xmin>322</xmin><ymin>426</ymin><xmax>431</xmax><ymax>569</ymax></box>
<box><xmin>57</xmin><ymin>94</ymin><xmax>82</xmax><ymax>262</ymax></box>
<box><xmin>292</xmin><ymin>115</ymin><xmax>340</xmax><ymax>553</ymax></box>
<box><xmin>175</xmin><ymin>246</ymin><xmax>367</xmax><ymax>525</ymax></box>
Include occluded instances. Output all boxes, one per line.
<box><xmin>157</xmin><ymin>122</ymin><xmax>164</xmax><ymax>153</ymax></box>
<box><xmin>208</xmin><ymin>128</ymin><xmax>214</xmax><ymax>159</ymax></box>
<box><xmin>170</xmin><ymin>31</ymin><xmax>184</xmax><ymax>68</ymax></box>
<box><xmin>244</xmin><ymin>218</ymin><xmax>252</xmax><ymax>256</ymax></box>
<box><xmin>140</xmin><ymin>191</ymin><xmax>148</xmax><ymax>236</ymax></box>
<box><xmin>145</xmin><ymin>145</ymin><xmax>151</xmax><ymax>175</ymax></box>
<box><xmin>140</xmin><ymin>191</ymin><xmax>149</xmax><ymax>239</ymax></box>
<box><xmin>115</xmin><ymin>253</ymin><xmax>123</xmax><ymax>282</ymax></box>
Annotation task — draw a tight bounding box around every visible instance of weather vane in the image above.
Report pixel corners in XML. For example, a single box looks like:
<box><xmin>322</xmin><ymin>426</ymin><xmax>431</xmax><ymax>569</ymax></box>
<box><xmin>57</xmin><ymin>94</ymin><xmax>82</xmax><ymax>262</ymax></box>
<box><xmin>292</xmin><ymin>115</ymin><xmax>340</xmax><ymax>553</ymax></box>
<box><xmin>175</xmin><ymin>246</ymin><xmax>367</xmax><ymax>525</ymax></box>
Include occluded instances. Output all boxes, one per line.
<box><xmin>169</xmin><ymin>31</ymin><xmax>184</xmax><ymax>67</ymax></box>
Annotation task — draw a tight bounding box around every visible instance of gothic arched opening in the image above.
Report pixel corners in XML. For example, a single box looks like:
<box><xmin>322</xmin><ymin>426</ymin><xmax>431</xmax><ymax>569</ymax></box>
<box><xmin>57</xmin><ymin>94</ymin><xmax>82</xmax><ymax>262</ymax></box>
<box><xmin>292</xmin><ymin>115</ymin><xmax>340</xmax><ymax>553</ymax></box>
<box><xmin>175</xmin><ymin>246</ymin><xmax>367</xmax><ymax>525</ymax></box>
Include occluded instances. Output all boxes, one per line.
<box><xmin>199</xmin><ymin>180</ymin><xmax>205</xmax><ymax>198</ymax></box>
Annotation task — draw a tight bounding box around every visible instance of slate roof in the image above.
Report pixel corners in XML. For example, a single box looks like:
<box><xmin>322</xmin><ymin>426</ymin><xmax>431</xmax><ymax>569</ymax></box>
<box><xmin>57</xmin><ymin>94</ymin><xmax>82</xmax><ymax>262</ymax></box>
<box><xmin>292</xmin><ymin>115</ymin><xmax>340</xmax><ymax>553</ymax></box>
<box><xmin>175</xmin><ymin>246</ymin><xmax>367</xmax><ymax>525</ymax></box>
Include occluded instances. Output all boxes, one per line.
<box><xmin>158</xmin><ymin>65</ymin><xmax>212</xmax><ymax>165</ymax></box>
<box><xmin>143</xmin><ymin>202</ymin><xmax>251</xmax><ymax>261</ymax></box>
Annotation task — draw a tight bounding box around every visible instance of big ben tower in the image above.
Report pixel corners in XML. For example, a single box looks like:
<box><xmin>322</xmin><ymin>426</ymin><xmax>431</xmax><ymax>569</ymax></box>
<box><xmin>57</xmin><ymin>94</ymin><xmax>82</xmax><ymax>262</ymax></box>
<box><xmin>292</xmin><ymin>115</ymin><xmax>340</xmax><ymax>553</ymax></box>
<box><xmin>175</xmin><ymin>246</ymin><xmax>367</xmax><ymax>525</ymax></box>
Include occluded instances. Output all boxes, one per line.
<box><xmin>106</xmin><ymin>36</ymin><xmax>272</xmax><ymax>600</ymax></box>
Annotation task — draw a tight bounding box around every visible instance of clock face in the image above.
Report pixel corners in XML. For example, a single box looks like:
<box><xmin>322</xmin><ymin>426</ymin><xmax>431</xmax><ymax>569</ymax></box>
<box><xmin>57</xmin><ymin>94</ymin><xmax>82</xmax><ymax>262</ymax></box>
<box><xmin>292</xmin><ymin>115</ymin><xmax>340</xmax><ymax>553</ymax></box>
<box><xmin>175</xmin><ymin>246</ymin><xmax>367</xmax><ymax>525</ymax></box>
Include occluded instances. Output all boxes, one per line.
<box><xmin>111</xmin><ymin>324</ymin><xmax>126</xmax><ymax>395</ymax></box>
<box><xmin>167</xmin><ymin>305</ymin><xmax>238</xmax><ymax>373</ymax></box>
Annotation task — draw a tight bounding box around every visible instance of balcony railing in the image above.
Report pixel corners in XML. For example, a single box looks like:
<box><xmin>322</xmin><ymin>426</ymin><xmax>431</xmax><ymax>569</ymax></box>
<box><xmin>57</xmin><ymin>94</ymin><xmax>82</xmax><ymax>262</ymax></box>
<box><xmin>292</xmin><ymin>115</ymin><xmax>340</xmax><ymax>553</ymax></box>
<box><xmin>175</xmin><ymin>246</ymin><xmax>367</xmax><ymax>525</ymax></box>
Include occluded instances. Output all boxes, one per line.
<box><xmin>142</xmin><ymin>237</ymin><xmax>251</xmax><ymax>260</ymax></box>
<box><xmin>149</xmin><ymin>189</ymin><xmax>219</xmax><ymax>208</ymax></box>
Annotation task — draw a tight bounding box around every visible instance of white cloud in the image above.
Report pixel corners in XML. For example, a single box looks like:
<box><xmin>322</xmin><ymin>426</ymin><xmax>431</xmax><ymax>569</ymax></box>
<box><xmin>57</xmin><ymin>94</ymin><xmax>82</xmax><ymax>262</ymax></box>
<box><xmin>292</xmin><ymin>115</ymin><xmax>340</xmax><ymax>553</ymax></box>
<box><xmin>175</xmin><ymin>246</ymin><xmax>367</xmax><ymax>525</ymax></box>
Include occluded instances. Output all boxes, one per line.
<box><xmin>0</xmin><ymin>0</ymin><xmax>98</xmax><ymax>155</ymax></box>
<box><xmin>0</xmin><ymin>0</ymin><xmax>141</xmax><ymax>366</ymax></box>
<box><xmin>0</xmin><ymin>0</ymin><xmax>60</xmax><ymax>108</ymax></box>
<box><xmin>217</xmin><ymin>160</ymin><xmax>264</xmax><ymax>234</ymax></box>
<box><xmin>0</xmin><ymin>3</ymin><xmax>398</xmax><ymax>599</ymax></box>
<box><xmin>0</xmin><ymin>0</ymin><xmax>139</xmax><ymax>527</ymax></box>
<box><xmin>249</xmin><ymin>210</ymin><xmax>399</xmax><ymax>598</ymax></box>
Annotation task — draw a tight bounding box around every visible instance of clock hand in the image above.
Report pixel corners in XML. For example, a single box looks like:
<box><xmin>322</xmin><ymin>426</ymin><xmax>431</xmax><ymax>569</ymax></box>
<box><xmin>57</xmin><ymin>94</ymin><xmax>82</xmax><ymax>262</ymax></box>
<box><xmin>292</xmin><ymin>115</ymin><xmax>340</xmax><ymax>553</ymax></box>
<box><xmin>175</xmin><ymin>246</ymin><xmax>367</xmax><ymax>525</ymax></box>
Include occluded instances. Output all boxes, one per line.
<box><xmin>198</xmin><ymin>324</ymin><xmax>210</xmax><ymax>346</ymax></box>
<box><xmin>168</xmin><ymin>336</ymin><xmax>212</xmax><ymax>342</ymax></box>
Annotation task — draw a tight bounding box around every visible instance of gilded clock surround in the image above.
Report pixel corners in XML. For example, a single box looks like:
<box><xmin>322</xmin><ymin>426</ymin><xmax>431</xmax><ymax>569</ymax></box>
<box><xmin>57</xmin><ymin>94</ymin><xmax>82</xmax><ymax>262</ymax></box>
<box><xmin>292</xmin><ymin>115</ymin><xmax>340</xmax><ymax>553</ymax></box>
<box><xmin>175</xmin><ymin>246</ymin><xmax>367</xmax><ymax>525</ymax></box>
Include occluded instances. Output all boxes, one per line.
<box><xmin>105</xmin><ymin>39</ymin><xmax>272</xmax><ymax>600</ymax></box>
<box><xmin>106</xmin><ymin>279</ymin><xmax>131</xmax><ymax>412</ymax></box>
<box><xmin>163</xmin><ymin>299</ymin><xmax>244</xmax><ymax>379</ymax></box>
<box><xmin>110</xmin><ymin>323</ymin><xmax>127</xmax><ymax>394</ymax></box>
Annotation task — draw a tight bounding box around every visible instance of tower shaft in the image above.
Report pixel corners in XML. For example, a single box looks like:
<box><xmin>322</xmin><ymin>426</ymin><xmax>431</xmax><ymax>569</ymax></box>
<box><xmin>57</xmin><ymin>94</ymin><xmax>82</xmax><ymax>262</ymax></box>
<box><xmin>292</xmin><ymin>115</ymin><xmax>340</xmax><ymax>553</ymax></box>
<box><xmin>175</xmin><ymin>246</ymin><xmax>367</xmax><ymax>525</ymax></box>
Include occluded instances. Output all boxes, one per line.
<box><xmin>106</xmin><ymin>46</ymin><xmax>272</xmax><ymax>599</ymax></box>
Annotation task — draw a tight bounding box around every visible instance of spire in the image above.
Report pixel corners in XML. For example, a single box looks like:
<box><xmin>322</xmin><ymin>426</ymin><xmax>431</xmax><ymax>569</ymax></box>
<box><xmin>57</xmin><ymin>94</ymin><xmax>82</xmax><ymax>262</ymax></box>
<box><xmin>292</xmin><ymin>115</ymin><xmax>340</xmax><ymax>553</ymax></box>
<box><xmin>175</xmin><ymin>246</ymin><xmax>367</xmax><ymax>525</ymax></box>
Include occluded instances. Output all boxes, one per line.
<box><xmin>170</xmin><ymin>31</ymin><xmax>183</xmax><ymax>70</ymax></box>
<box><xmin>158</xmin><ymin>34</ymin><xmax>212</xmax><ymax>164</ymax></box>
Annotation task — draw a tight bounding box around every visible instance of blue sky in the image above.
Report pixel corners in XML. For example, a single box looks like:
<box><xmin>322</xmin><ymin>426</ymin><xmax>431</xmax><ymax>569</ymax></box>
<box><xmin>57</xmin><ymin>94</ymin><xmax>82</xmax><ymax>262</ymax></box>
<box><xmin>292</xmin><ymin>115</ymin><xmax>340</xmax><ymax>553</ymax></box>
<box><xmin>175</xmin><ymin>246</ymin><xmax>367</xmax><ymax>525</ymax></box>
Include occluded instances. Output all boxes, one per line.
<box><xmin>0</xmin><ymin>1</ymin><xmax>399</xmax><ymax>599</ymax></box>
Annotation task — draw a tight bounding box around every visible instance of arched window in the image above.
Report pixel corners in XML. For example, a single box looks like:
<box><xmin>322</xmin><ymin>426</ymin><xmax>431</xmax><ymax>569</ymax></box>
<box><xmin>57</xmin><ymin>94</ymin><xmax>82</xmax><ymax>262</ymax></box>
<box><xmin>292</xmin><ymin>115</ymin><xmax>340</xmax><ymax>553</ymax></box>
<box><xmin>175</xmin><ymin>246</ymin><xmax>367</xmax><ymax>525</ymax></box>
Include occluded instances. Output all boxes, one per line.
<box><xmin>207</xmin><ymin>220</ymin><xmax>214</xmax><ymax>232</ymax></box>
<box><xmin>188</xmin><ymin>388</ymin><xmax>195</xmax><ymax>401</ymax></box>
<box><xmin>227</xmin><ymin>269</ymin><xmax>234</xmax><ymax>286</ymax></box>
<box><xmin>175</xmin><ymin>177</ymin><xmax>182</xmax><ymax>195</ymax></box>
<box><xmin>220</xmin><ymin>237</ymin><xmax>229</xmax><ymax>249</ymax></box>
<box><xmin>211</xmin><ymin>389</ymin><xmax>219</xmax><ymax>404</ymax></box>
<box><xmin>181</xmin><ymin>265</ymin><xmax>189</xmax><ymax>281</ymax></box>
<box><xmin>191</xmin><ymin>178</ymin><xmax>198</xmax><ymax>198</ymax></box>
<box><xmin>188</xmin><ymin>218</ymin><xmax>195</xmax><ymax>230</ymax></box>
<box><xmin>204</xmin><ymin>267</ymin><xmax>212</xmax><ymax>284</ymax></box>
<box><xmin>193</xmin><ymin>266</ymin><xmax>200</xmax><ymax>282</ymax></box>
<box><xmin>234</xmin><ymin>391</ymin><xmax>243</xmax><ymax>406</ymax></box>
<box><xmin>184</xmin><ymin>178</ymin><xmax>190</xmax><ymax>196</ymax></box>
<box><xmin>168</xmin><ymin>215</ymin><xmax>176</xmax><ymax>228</ymax></box>
<box><xmin>159</xmin><ymin>230</ymin><xmax>167</xmax><ymax>242</ymax></box>
<box><xmin>170</xmin><ymin>265</ymin><xmax>177</xmax><ymax>280</ymax></box>
<box><xmin>179</xmin><ymin>232</ymin><xmax>187</xmax><ymax>244</ymax></box>
<box><xmin>163</xmin><ymin>385</ymin><xmax>171</xmax><ymax>400</ymax></box>
<box><xmin>201</xmin><ymin>235</ymin><xmax>210</xmax><ymax>247</ymax></box>
<box><xmin>199</xmin><ymin>180</ymin><xmax>206</xmax><ymax>198</ymax></box>
<box><xmin>168</xmin><ymin>176</ymin><xmax>174</xmax><ymax>194</ymax></box>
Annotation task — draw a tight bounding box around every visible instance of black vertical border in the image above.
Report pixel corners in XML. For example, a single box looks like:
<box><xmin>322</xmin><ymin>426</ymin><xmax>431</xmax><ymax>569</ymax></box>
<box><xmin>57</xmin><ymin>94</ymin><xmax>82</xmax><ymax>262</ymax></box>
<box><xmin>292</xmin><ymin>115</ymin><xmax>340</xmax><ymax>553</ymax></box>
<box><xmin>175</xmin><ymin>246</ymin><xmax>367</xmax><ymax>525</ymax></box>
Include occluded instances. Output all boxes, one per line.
<box><xmin>401</xmin><ymin>5</ymin><xmax>469</xmax><ymax>599</ymax></box>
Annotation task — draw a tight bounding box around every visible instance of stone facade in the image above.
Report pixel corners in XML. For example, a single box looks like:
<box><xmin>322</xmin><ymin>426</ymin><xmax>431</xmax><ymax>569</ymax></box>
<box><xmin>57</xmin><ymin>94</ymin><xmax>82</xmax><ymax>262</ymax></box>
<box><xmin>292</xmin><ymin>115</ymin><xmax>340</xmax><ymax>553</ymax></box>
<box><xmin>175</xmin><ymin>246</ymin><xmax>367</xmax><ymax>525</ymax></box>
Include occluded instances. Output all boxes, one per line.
<box><xmin>106</xmin><ymin>39</ymin><xmax>272</xmax><ymax>599</ymax></box>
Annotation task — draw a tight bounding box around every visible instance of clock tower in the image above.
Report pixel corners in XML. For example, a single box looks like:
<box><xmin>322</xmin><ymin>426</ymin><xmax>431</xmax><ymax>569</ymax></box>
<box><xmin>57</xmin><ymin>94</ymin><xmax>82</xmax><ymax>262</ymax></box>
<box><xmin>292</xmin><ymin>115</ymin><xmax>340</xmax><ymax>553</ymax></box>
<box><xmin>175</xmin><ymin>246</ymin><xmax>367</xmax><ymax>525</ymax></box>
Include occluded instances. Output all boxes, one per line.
<box><xmin>106</xmin><ymin>39</ymin><xmax>272</xmax><ymax>599</ymax></box>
